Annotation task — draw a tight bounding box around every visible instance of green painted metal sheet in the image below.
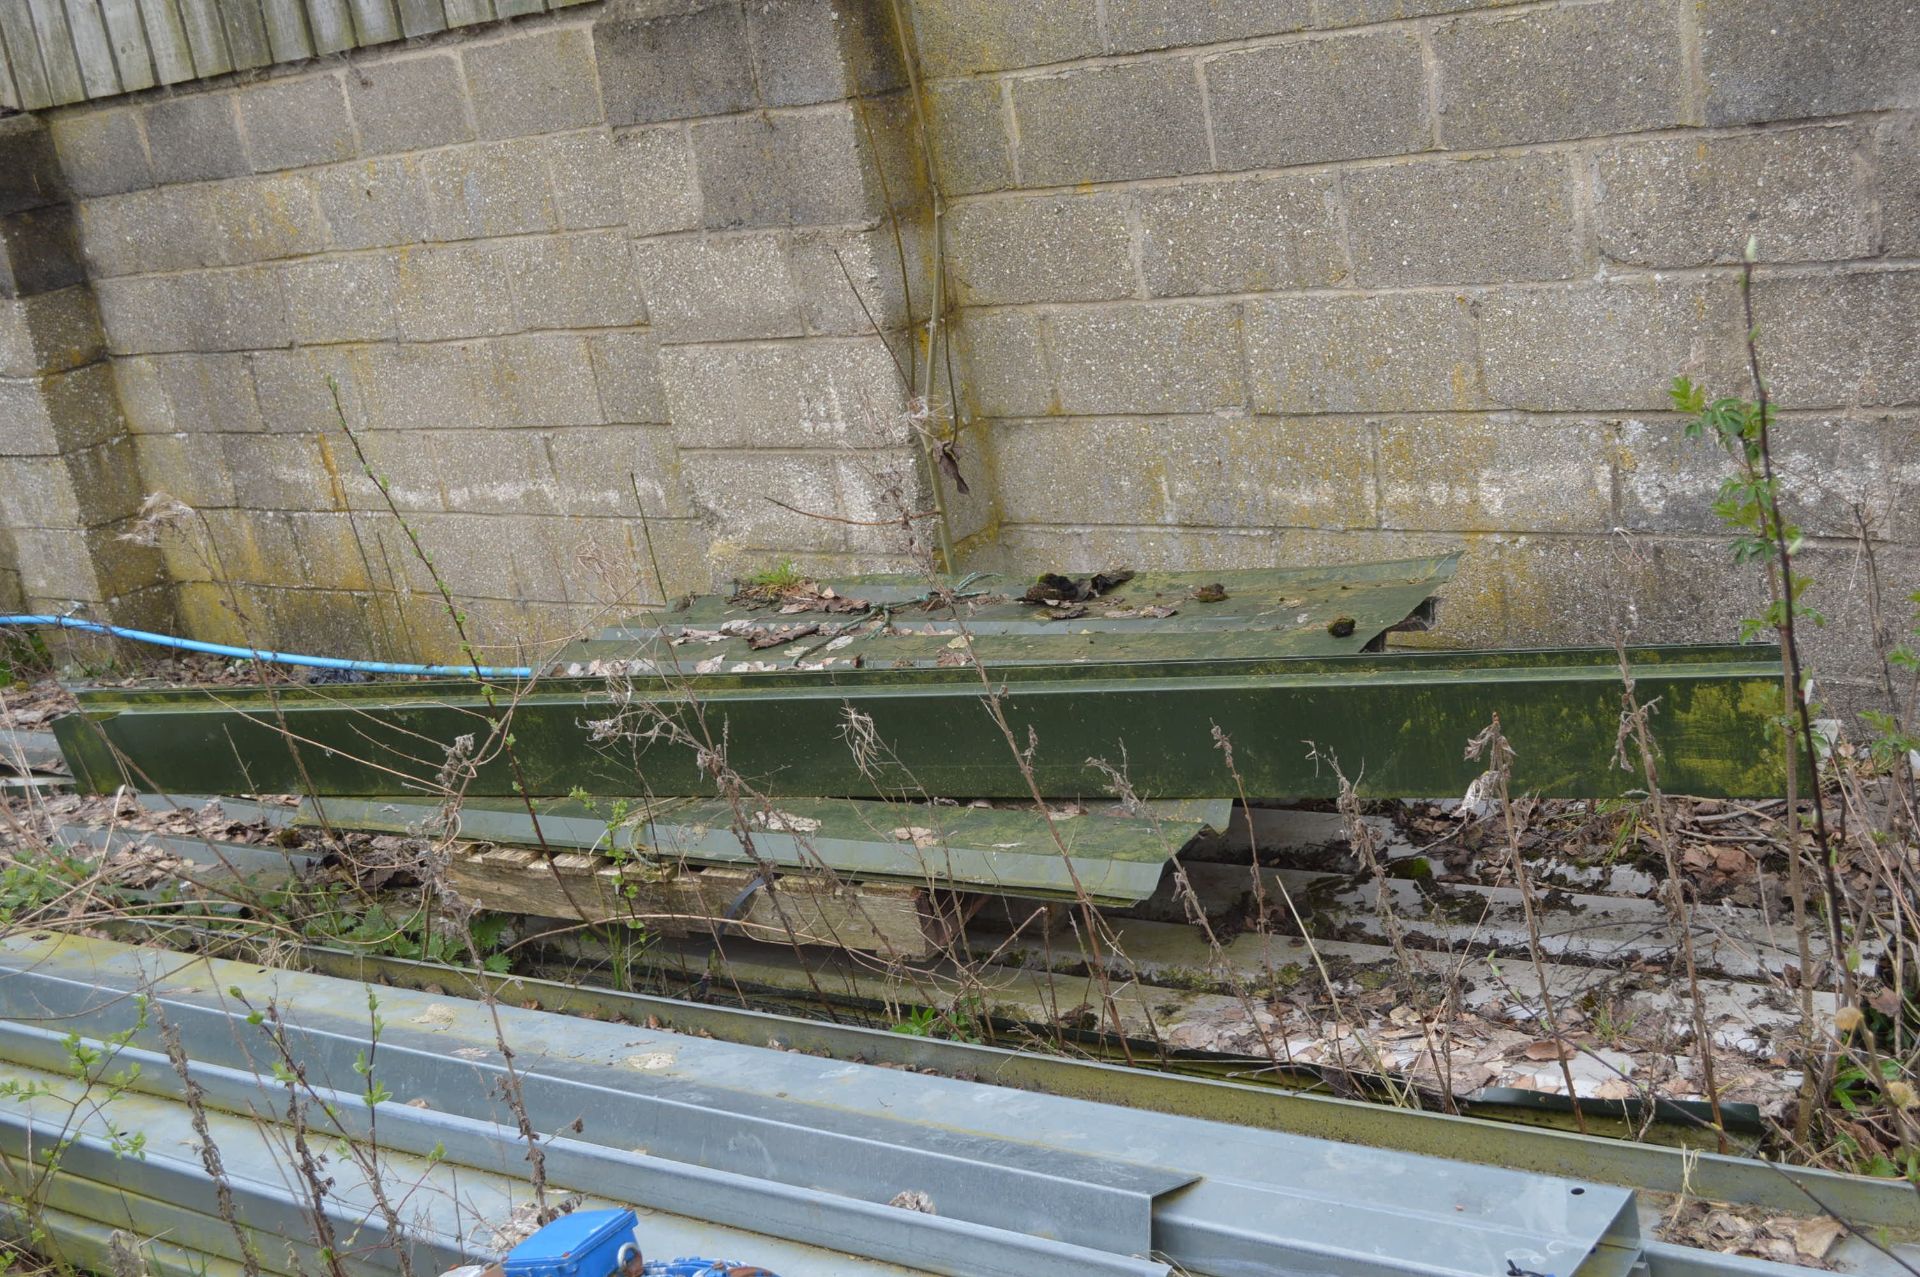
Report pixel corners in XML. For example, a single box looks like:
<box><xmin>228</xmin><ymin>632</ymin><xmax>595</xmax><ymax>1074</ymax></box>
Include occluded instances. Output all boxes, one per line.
<box><xmin>556</xmin><ymin>556</ymin><xmax>1456</xmax><ymax>673</ymax></box>
<box><xmin>294</xmin><ymin>793</ymin><xmax>1233</xmax><ymax>903</ymax></box>
<box><xmin>54</xmin><ymin>644</ymin><xmax>1790</xmax><ymax>801</ymax></box>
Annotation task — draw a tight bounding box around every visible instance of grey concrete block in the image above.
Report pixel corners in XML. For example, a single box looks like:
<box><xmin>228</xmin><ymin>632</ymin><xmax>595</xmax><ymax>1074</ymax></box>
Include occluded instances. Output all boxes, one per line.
<box><xmin>1208</xmin><ymin>32</ymin><xmax>1428</xmax><ymax>171</ymax></box>
<box><xmin>10</xmin><ymin>525</ymin><xmax>106</xmax><ymax>602</ymax></box>
<box><xmin>491</xmin><ymin>333</ymin><xmax>605</xmax><ymax>426</ymax></box>
<box><xmin>0</xmin><ymin>455</ymin><xmax>84</xmax><ymax>528</ymax></box>
<box><xmin>925</xmin><ymin>79</ymin><xmax>1013</xmax><ymax>196</ymax></box>
<box><xmin>46</xmin><ymin>108</ymin><xmax>149</xmax><ymax>199</ymax></box>
<box><xmin>110</xmin><ymin>355</ymin><xmax>172</xmax><ymax>435</ymax></box>
<box><xmin>143</xmin><ymin>93</ymin><xmax>248</xmax><ymax>185</ymax></box>
<box><xmin>423</xmin><ymin>140</ymin><xmax>560</xmax><ymax>241</ymax></box>
<box><xmin>1379</xmin><ymin>415</ymin><xmax>1611</xmax><ymax>533</ymax></box>
<box><xmin>1012</xmin><ymin>61</ymin><xmax>1209</xmax><ymax>187</ymax></box>
<box><xmin>613</xmin><ymin>124</ymin><xmax>702</xmax><ymax>234</ymax></box>
<box><xmin>786</xmin><ymin>223</ymin><xmax>919</xmax><ymax>336</ymax></box>
<box><xmin>1699</xmin><ymin>0</ymin><xmax>1920</xmax><ymax>126</ymax></box>
<box><xmin>78</xmin><ymin>186</ymin><xmax>232</xmax><ymax>275</ymax></box>
<box><xmin>631</xmin><ymin>233</ymin><xmax>803</xmax><ymax>341</ymax></box>
<box><xmin>1596</xmin><ymin>127</ymin><xmax>1872</xmax><ymax>269</ymax></box>
<box><xmin>223</xmin><ymin>432</ymin><xmax>335</xmax><ymax>511</ymax></box>
<box><xmin>251</xmin><ymin>346</ymin><xmax>365</xmax><ymax>435</ymax></box>
<box><xmin>284</xmin><ymin>255</ymin><xmax>399</xmax><ymax>344</ymax></box>
<box><xmin>1046</xmin><ymin>302</ymin><xmax>1244</xmax><ymax>414</ymax></box>
<box><xmin>158</xmin><ymin>352</ymin><xmax>264</xmax><ymax>433</ymax></box>
<box><xmin>34</xmin><ymin>362</ymin><xmax>127</xmax><ymax>454</ymax></box>
<box><xmin>1346</xmin><ymin>153</ymin><xmax>1579</xmax><ymax>287</ymax></box>
<box><xmin>133</xmin><ymin>430</ymin><xmax>238</xmax><ymax>511</ymax></box>
<box><xmin>593</xmin><ymin>4</ymin><xmax>757</xmax><ymax>127</ymax></box>
<box><xmin>745</xmin><ymin>0</ymin><xmax>906</xmax><ymax>107</ymax></box>
<box><xmin>992</xmin><ymin>415</ymin><xmax>1373</xmax><ymax>529</ymax></box>
<box><xmin>1433</xmin><ymin>0</ymin><xmax>1687</xmax><ymax>147</ymax></box>
<box><xmin>58</xmin><ymin>433</ymin><xmax>148</xmax><ymax>527</ymax></box>
<box><xmin>1880</xmin><ymin>115</ymin><xmax>1920</xmax><ymax>259</ymax></box>
<box><xmin>94</xmin><ymin>269</ymin><xmax>291</xmax><ymax>354</ymax></box>
<box><xmin>1137</xmin><ymin>174</ymin><xmax>1343</xmax><ymax>297</ymax></box>
<box><xmin>0</xmin><ymin>284</ymin><xmax>97</xmax><ymax>374</ymax></box>
<box><xmin>1619</xmin><ymin>414</ymin><xmax>1907</xmax><ymax>541</ymax></box>
<box><xmin>677</xmin><ymin>449</ymin><xmax>857</xmax><ymax>551</ymax></box>
<box><xmin>1106</xmin><ymin>0</ymin><xmax>1310</xmax><ymax>53</ymax></box>
<box><xmin>205</xmin><ymin>174</ymin><xmax>328</xmax><ymax>264</ymax></box>
<box><xmin>589</xmin><ymin>329</ymin><xmax>667</xmax><ymax>422</ymax></box>
<box><xmin>0</xmin><ymin>287</ymin><xmax>102</xmax><ymax>378</ymax></box>
<box><xmin>1315</xmin><ymin>0</ymin><xmax>1528</xmax><ymax>27</ymax></box>
<box><xmin>347</xmin><ymin>55</ymin><xmax>474</xmax><ymax>156</ymax></box>
<box><xmin>691</xmin><ymin>108</ymin><xmax>875</xmax><ymax>230</ymax></box>
<box><xmin>354</xmin><ymin>340</ymin><xmax>504</xmax><ymax>432</ymax></box>
<box><xmin>237</xmin><ymin>75</ymin><xmax>356</xmax><ymax>173</ymax></box>
<box><xmin>425</xmin><ymin>428</ymin><xmax>554</xmax><ymax>513</ymax></box>
<box><xmin>394</xmin><ymin>244</ymin><xmax>517</xmax><ymax>341</ymax></box>
<box><xmin>505</xmin><ymin>231</ymin><xmax>648</xmax><ymax>330</ymax></box>
<box><xmin>954</xmin><ymin>308</ymin><xmax>1052</xmax><ymax>417</ymax></box>
<box><xmin>543</xmin><ymin>423</ymin><xmax>685</xmax><ymax>516</ymax></box>
<box><xmin>1247</xmin><ymin>291</ymin><xmax>1480</xmax><ymax>414</ymax></box>
<box><xmin>659</xmin><ymin>337</ymin><xmax>905</xmax><ymax>449</ymax></box>
<box><xmin>945</xmin><ymin>193</ymin><xmax>1135</xmax><ymax>305</ymax></box>
<box><xmin>0</xmin><ymin>205</ymin><xmax>85</xmax><ymax>298</ymax></box>
<box><xmin>1479</xmin><ymin>278</ymin><xmax>1746</xmax><ymax>412</ymax></box>
<box><xmin>546</xmin><ymin>131</ymin><xmax>626</xmax><ymax>229</ymax></box>
<box><xmin>907</xmin><ymin>0</ymin><xmax>1103</xmax><ymax>78</ymax></box>
<box><xmin>1752</xmin><ymin>269</ymin><xmax>1920</xmax><ymax>409</ymax></box>
<box><xmin>465</xmin><ymin>26</ymin><xmax>603</xmax><ymax>141</ymax></box>
<box><xmin>314</xmin><ymin>156</ymin><xmax>431</xmax><ymax>250</ymax></box>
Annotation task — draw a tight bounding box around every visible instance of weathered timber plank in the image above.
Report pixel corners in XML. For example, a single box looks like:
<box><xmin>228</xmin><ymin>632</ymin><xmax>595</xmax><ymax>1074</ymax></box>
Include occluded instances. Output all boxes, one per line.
<box><xmin>303</xmin><ymin>0</ymin><xmax>353</xmax><ymax>52</ymax></box>
<box><xmin>26</xmin><ymin>0</ymin><xmax>88</xmax><ymax>103</ymax></box>
<box><xmin>257</xmin><ymin>0</ymin><xmax>313</xmax><ymax>62</ymax></box>
<box><xmin>439</xmin><ymin>0</ymin><xmax>494</xmax><ymax>27</ymax></box>
<box><xmin>445</xmin><ymin>847</ymin><xmax>934</xmax><ymax>957</ymax></box>
<box><xmin>345</xmin><ymin>0</ymin><xmax>400</xmax><ymax>44</ymax></box>
<box><xmin>0</xmin><ymin>35</ymin><xmax>19</xmax><ymax>109</ymax></box>
<box><xmin>97</xmin><ymin>0</ymin><xmax>157</xmax><ymax>90</ymax></box>
<box><xmin>0</xmin><ymin>4</ymin><xmax>51</xmax><ymax>108</ymax></box>
<box><xmin>492</xmin><ymin>0</ymin><xmax>543</xmax><ymax>16</ymax></box>
<box><xmin>215</xmin><ymin>0</ymin><xmax>270</xmax><ymax>68</ymax></box>
<box><xmin>62</xmin><ymin>0</ymin><xmax>124</xmax><ymax>97</ymax></box>
<box><xmin>134</xmin><ymin>0</ymin><xmax>195</xmax><ymax>82</ymax></box>
<box><xmin>175</xmin><ymin>0</ymin><xmax>232</xmax><ymax>74</ymax></box>
<box><xmin>392</xmin><ymin>0</ymin><xmax>446</xmax><ymax>38</ymax></box>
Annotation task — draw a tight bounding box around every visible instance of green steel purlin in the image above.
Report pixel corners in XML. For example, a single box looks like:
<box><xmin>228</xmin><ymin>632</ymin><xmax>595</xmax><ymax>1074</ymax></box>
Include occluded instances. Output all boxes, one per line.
<box><xmin>53</xmin><ymin>644</ymin><xmax>1791</xmax><ymax>801</ymax></box>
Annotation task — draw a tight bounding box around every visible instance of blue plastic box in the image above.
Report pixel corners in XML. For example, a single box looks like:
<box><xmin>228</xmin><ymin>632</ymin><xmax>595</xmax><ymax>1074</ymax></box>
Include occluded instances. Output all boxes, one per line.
<box><xmin>503</xmin><ymin>1208</ymin><xmax>639</xmax><ymax>1277</ymax></box>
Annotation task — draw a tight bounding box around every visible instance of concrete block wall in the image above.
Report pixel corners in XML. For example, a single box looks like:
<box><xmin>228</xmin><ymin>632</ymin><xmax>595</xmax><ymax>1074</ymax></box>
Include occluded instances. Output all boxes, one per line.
<box><xmin>35</xmin><ymin>0</ymin><xmax>942</xmax><ymax>658</ymax></box>
<box><xmin>3</xmin><ymin>0</ymin><xmax>1915</xmax><ymax>702</ymax></box>
<box><xmin>0</xmin><ymin>115</ymin><xmax>170</xmax><ymax>629</ymax></box>
<box><xmin>915</xmin><ymin>0</ymin><xmax>1920</xmax><ymax>693</ymax></box>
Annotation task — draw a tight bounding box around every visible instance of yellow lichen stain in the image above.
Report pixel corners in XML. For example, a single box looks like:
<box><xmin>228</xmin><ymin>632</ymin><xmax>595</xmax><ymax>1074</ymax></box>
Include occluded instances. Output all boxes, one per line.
<box><xmin>316</xmin><ymin>435</ymin><xmax>348</xmax><ymax>510</ymax></box>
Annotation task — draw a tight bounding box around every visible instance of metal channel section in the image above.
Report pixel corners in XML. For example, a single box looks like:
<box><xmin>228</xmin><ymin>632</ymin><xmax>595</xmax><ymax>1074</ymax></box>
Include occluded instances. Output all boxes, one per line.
<box><xmin>0</xmin><ymin>932</ymin><xmax>1731</xmax><ymax>1277</ymax></box>
<box><xmin>56</xmin><ymin>645</ymin><xmax>1790</xmax><ymax>799</ymax></box>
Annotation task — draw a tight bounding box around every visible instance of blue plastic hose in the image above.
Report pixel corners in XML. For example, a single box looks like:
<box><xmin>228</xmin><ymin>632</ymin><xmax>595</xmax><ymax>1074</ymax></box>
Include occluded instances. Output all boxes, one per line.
<box><xmin>0</xmin><ymin>614</ymin><xmax>532</xmax><ymax>679</ymax></box>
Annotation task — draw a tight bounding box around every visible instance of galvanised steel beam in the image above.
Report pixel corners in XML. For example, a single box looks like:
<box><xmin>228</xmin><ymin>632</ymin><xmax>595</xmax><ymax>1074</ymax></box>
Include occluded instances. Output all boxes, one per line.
<box><xmin>55</xmin><ymin>645</ymin><xmax>1791</xmax><ymax>800</ymax></box>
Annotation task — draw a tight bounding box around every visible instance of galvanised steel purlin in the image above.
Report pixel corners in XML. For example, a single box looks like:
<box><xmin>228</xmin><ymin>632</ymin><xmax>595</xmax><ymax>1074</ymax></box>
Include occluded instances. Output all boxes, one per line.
<box><xmin>0</xmin><ymin>931</ymin><xmax>1645</xmax><ymax>1277</ymax></box>
<box><xmin>55</xmin><ymin>645</ymin><xmax>1790</xmax><ymax>801</ymax></box>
